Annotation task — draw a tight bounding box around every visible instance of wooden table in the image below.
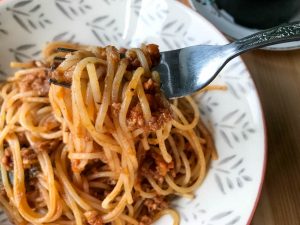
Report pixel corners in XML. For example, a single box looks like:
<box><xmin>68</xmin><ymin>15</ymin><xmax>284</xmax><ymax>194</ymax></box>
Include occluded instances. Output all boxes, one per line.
<box><xmin>179</xmin><ymin>1</ymin><xmax>300</xmax><ymax>224</ymax></box>
<box><xmin>243</xmin><ymin>50</ymin><xmax>300</xmax><ymax>225</ymax></box>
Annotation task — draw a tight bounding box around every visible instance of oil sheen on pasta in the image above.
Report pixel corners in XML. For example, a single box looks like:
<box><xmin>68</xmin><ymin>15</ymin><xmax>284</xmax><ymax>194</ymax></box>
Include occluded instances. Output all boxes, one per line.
<box><xmin>0</xmin><ymin>42</ymin><xmax>217</xmax><ymax>225</ymax></box>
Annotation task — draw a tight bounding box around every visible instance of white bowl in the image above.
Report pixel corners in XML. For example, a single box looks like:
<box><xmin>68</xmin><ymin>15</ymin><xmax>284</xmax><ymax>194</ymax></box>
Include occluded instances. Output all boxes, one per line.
<box><xmin>0</xmin><ymin>1</ymin><xmax>266</xmax><ymax>224</ymax></box>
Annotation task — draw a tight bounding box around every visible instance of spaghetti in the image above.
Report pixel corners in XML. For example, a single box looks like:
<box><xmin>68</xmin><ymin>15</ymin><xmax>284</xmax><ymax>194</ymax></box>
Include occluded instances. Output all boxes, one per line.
<box><xmin>0</xmin><ymin>42</ymin><xmax>217</xmax><ymax>225</ymax></box>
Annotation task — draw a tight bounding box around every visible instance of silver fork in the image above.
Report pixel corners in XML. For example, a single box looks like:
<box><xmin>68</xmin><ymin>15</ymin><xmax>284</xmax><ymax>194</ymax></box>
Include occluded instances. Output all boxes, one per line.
<box><xmin>156</xmin><ymin>21</ymin><xmax>300</xmax><ymax>98</ymax></box>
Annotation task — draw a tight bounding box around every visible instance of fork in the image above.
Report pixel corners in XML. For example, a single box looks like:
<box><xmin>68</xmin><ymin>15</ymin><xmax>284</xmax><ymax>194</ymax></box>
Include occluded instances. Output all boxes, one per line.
<box><xmin>156</xmin><ymin>21</ymin><xmax>300</xmax><ymax>98</ymax></box>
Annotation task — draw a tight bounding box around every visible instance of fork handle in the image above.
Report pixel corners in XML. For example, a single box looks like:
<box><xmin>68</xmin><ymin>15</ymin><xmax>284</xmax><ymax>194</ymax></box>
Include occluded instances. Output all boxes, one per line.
<box><xmin>229</xmin><ymin>21</ymin><xmax>300</xmax><ymax>54</ymax></box>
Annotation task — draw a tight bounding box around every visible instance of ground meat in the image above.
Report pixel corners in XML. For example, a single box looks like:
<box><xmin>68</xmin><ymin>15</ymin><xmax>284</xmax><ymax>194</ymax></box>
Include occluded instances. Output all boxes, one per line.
<box><xmin>130</xmin><ymin>78</ymin><xmax>172</xmax><ymax>131</ymax></box>
<box><xmin>19</xmin><ymin>70</ymin><xmax>50</xmax><ymax>96</ymax></box>
<box><xmin>139</xmin><ymin>215</ymin><xmax>152</xmax><ymax>225</ymax></box>
<box><xmin>151</xmin><ymin>151</ymin><xmax>174</xmax><ymax>177</ymax></box>
<box><xmin>26</xmin><ymin>177</ymin><xmax>47</xmax><ymax>209</ymax></box>
<box><xmin>140</xmin><ymin>44</ymin><xmax>160</xmax><ymax>69</ymax></box>
<box><xmin>141</xmin><ymin>165</ymin><xmax>164</xmax><ymax>185</ymax></box>
<box><xmin>123</xmin><ymin>44</ymin><xmax>160</xmax><ymax>70</ymax></box>
<box><xmin>139</xmin><ymin>148</ymin><xmax>175</xmax><ymax>186</ymax></box>
<box><xmin>50</xmin><ymin>44</ymin><xmax>159</xmax><ymax>85</ymax></box>
<box><xmin>147</xmin><ymin>108</ymin><xmax>172</xmax><ymax>131</ymax></box>
<box><xmin>2</xmin><ymin>147</ymin><xmax>13</xmax><ymax>170</ymax></box>
<box><xmin>21</xmin><ymin>148</ymin><xmax>38</xmax><ymax>169</ymax></box>
<box><xmin>126</xmin><ymin>78</ymin><xmax>173</xmax><ymax>132</ymax></box>
<box><xmin>127</xmin><ymin>103</ymin><xmax>145</xmax><ymax>131</ymax></box>
<box><xmin>126</xmin><ymin>103</ymin><xmax>172</xmax><ymax>132</ymax></box>
<box><xmin>84</xmin><ymin>211</ymin><xmax>103</xmax><ymax>225</ymax></box>
<box><xmin>33</xmin><ymin>139</ymin><xmax>60</xmax><ymax>153</ymax></box>
<box><xmin>1</xmin><ymin>147</ymin><xmax>38</xmax><ymax>170</ymax></box>
<box><xmin>50</xmin><ymin>67</ymin><xmax>73</xmax><ymax>84</ymax></box>
<box><xmin>16</xmin><ymin>132</ymin><xmax>29</xmax><ymax>147</ymax></box>
<box><xmin>144</xmin><ymin>196</ymin><xmax>168</xmax><ymax>214</ymax></box>
<box><xmin>145</xmin><ymin>44</ymin><xmax>160</xmax><ymax>67</ymax></box>
<box><xmin>140</xmin><ymin>156</ymin><xmax>173</xmax><ymax>185</ymax></box>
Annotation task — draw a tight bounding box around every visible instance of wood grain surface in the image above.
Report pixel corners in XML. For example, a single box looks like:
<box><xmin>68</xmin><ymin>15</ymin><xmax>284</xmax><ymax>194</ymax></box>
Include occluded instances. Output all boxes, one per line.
<box><xmin>178</xmin><ymin>1</ymin><xmax>300</xmax><ymax>224</ymax></box>
<box><xmin>242</xmin><ymin>50</ymin><xmax>300</xmax><ymax>225</ymax></box>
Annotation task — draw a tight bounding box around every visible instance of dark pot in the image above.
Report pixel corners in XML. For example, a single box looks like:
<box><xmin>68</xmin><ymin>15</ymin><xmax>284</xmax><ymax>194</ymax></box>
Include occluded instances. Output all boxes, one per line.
<box><xmin>215</xmin><ymin>0</ymin><xmax>300</xmax><ymax>29</ymax></box>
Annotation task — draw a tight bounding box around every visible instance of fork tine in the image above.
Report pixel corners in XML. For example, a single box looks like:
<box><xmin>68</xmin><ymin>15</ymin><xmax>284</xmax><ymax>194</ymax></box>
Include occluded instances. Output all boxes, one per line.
<box><xmin>50</xmin><ymin>55</ymin><xmax>71</xmax><ymax>88</ymax></box>
<box><xmin>49</xmin><ymin>78</ymin><xmax>71</xmax><ymax>88</ymax></box>
<box><xmin>51</xmin><ymin>56</ymin><xmax>65</xmax><ymax>71</ymax></box>
<box><xmin>56</xmin><ymin>47</ymin><xmax>77</xmax><ymax>53</ymax></box>
<box><xmin>53</xmin><ymin>56</ymin><xmax>66</xmax><ymax>61</ymax></box>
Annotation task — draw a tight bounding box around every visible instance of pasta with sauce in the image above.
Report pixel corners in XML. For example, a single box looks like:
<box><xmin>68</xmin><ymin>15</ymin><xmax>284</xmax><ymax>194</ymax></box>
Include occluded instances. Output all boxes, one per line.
<box><xmin>0</xmin><ymin>42</ymin><xmax>217</xmax><ymax>225</ymax></box>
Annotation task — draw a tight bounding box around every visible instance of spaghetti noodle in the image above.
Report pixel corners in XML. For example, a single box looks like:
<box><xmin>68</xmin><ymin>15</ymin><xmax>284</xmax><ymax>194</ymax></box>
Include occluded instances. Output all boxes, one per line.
<box><xmin>0</xmin><ymin>42</ymin><xmax>217</xmax><ymax>225</ymax></box>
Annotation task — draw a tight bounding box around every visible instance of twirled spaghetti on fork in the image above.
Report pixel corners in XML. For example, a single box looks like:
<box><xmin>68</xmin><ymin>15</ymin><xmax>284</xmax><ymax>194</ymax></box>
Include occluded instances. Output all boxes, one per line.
<box><xmin>0</xmin><ymin>42</ymin><xmax>217</xmax><ymax>225</ymax></box>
